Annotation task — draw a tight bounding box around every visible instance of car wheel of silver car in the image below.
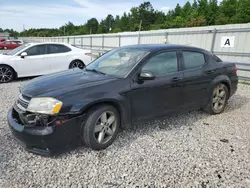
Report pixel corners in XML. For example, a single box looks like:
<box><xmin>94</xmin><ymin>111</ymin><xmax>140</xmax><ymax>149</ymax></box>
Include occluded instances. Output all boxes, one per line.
<box><xmin>203</xmin><ymin>83</ymin><xmax>229</xmax><ymax>115</ymax></box>
<box><xmin>82</xmin><ymin>105</ymin><xmax>120</xmax><ymax>150</ymax></box>
<box><xmin>69</xmin><ymin>60</ymin><xmax>85</xmax><ymax>69</ymax></box>
<box><xmin>0</xmin><ymin>65</ymin><xmax>14</xmax><ymax>83</ymax></box>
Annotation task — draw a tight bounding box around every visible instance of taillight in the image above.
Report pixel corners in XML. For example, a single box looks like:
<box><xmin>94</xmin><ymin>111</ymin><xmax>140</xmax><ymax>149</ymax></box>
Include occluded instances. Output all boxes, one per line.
<box><xmin>233</xmin><ymin>65</ymin><xmax>238</xmax><ymax>74</ymax></box>
<box><xmin>85</xmin><ymin>52</ymin><xmax>92</xmax><ymax>56</ymax></box>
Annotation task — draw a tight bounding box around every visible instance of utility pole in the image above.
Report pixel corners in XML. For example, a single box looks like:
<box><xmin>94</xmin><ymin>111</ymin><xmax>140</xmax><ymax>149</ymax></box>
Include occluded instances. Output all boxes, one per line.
<box><xmin>109</xmin><ymin>17</ymin><xmax>114</xmax><ymax>32</ymax></box>
<box><xmin>139</xmin><ymin>20</ymin><xmax>142</xmax><ymax>31</ymax></box>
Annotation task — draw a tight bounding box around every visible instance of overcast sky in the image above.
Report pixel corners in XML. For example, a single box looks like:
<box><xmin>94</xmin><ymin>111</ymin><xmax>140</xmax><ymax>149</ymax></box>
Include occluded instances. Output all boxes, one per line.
<box><xmin>0</xmin><ymin>0</ymin><xmax>189</xmax><ymax>31</ymax></box>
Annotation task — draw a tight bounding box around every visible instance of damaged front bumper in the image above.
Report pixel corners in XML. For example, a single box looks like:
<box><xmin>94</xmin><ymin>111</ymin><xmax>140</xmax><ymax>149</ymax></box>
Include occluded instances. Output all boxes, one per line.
<box><xmin>7</xmin><ymin>107</ymin><xmax>85</xmax><ymax>156</ymax></box>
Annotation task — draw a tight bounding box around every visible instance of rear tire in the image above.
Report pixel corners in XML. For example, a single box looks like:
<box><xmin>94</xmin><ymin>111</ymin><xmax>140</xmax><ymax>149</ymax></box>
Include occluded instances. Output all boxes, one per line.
<box><xmin>203</xmin><ymin>83</ymin><xmax>229</xmax><ymax>115</ymax></box>
<box><xmin>82</xmin><ymin>105</ymin><xmax>120</xmax><ymax>150</ymax></box>
<box><xmin>0</xmin><ymin>65</ymin><xmax>14</xmax><ymax>83</ymax></box>
<box><xmin>69</xmin><ymin>60</ymin><xmax>85</xmax><ymax>69</ymax></box>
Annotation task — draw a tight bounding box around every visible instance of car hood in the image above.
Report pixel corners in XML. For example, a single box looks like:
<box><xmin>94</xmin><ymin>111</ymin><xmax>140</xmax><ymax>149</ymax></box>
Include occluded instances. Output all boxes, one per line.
<box><xmin>21</xmin><ymin>68</ymin><xmax>117</xmax><ymax>97</ymax></box>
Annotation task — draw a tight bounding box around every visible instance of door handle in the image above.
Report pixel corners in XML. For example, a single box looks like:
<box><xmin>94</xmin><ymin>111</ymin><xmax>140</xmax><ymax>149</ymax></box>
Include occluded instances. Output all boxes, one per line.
<box><xmin>205</xmin><ymin>70</ymin><xmax>215</xmax><ymax>74</ymax></box>
<box><xmin>171</xmin><ymin>77</ymin><xmax>182</xmax><ymax>82</ymax></box>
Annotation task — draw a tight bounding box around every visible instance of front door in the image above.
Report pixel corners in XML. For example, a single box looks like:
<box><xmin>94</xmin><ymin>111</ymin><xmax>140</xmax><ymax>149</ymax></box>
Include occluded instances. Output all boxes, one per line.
<box><xmin>130</xmin><ymin>51</ymin><xmax>183</xmax><ymax>121</ymax></box>
<box><xmin>13</xmin><ymin>44</ymin><xmax>50</xmax><ymax>77</ymax></box>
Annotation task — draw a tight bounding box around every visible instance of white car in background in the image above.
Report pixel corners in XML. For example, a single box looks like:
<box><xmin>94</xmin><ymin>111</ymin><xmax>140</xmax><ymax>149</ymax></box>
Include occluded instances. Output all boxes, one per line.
<box><xmin>0</xmin><ymin>42</ymin><xmax>92</xmax><ymax>83</ymax></box>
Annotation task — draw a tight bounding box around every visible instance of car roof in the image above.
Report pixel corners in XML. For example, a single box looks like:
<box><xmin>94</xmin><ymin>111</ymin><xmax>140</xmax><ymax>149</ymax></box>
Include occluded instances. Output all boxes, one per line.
<box><xmin>29</xmin><ymin>42</ymin><xmax>70</xmax><ymax>45</ymax></box>
<box><xmin>120</xmin><ymin>44</ymin><xmax>206</xmax><ymax>52</ymax></box>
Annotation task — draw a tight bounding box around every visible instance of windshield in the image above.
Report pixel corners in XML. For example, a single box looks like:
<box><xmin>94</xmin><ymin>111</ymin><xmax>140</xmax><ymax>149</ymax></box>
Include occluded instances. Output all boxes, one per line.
<box><xmin>5</xmin><ymin>44</ymin><xmax>30</xmax><ymax>56</ymax></box>
<box><xmin>86</xmin><ymin>48</ymin><xmax>149</xmax><ymax>78</ymax></box>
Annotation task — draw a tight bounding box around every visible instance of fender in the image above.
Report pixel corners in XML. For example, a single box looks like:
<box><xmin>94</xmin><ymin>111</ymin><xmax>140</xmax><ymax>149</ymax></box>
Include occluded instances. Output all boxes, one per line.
<box><xmin>206</xmin><ymin>75</ymin><xmax>231</xmax><ymax>101</ymax></box>
<box><xmin>64</xmin><ymin>96</ymin><xmax>131</xmax><ymax>129</ymax></box>
<box><xmin>211</xmin><ymin>75</ymin><xmax>231</xmax><ymax>91</ymax></box>
<box><xmin>0</xmin><ymin>63</ymin><xmax>18</xmax><ymax>78</ymax></box>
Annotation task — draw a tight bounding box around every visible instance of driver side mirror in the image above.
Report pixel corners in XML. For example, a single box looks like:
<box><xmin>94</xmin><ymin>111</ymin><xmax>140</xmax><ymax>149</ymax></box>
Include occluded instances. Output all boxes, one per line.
<box><xmin>138</xmin><ymin>71</ymin><xmax>155</xmax><ymax>80</ymax></box>
<box><xmin>20</xmin><ymin>52</ymin><xmax>27</xmax><ymax>58</ymax></box>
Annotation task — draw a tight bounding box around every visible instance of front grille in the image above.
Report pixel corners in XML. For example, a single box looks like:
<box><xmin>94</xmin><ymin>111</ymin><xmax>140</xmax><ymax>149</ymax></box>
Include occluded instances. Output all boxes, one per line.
<box><xmin>16</xmin><ymin>94</ymin><xmax>30</xmax><ymax>111</ymax></box>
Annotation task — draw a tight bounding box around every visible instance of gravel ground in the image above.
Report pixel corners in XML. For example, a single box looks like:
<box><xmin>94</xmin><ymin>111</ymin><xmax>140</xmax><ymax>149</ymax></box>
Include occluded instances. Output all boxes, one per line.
<box><xmin>0</xmin><ymin>81</ymin><xmax>250</xmax><ymax>188</ymax></box>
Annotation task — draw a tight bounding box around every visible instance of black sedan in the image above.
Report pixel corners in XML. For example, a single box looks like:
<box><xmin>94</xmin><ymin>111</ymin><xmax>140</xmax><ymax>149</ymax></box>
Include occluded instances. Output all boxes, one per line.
<box><xmin>7</xmin><ymin>44</ymin><xmax>238</xmax><ymax>156</ymax></box>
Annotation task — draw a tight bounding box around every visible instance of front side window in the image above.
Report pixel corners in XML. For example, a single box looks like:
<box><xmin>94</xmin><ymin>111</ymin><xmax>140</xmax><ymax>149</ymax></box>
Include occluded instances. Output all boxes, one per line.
<box><xmin>6</xmin><ymin>44</ymin><xmax>31</xmax><ymax>56</ymax></box>
<box><xmin>48</xmin><ymin>44</ymin><xmax>71</xmax><ymax>54</ymax></box>
<box><xmin>25</xmin><ymin>45</ymin><xmax>46</xmax><ymax>56</ymax></box>
<box><xmin>183</xmin><ymin>51</ymin><xmax>206</xmax><ymax>69</ymax></box>
<box><xmin>141</xmin><ymin>51</ymin><xmax>178</xmax><ymax>76</ymax></box>
<box><xmin>86</xmin><ymin>48</ymin><xmax>149</xmax><ymax>78</ymax></box>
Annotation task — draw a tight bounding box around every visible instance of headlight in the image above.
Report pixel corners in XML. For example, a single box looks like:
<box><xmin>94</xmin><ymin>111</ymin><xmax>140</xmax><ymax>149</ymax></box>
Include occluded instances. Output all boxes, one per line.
<box><xmin>27</xmin><ymin>97</ymin><xmax>63</xmax><ymax>115</ymax></box>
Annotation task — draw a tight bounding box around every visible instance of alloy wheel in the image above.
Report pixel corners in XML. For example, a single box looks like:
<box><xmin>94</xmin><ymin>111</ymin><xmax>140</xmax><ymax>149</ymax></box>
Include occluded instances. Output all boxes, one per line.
<box><xmin>212</xmin><ymin>84</ymin><xmax>227</xmax><ymax>111</ymax></box>
<box><xmin>0</xmin><ymin>67</ymin><xmax>13</xmax><ymax>83</ymax></box>
<box><xmin>94</xmin><ymin>111</ymin><xmax>117</xmax><ymax>144</ymax></box>
<box><xmin>71</xmin><ymin>61</ymin><xmax>84</xmax><ymax>69</ymax></box>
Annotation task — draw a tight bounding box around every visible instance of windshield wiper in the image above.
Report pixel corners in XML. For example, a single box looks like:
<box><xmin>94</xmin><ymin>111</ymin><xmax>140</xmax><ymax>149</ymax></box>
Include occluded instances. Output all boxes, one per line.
<box><xmin>85</xmin><ymin>68</ymin><xmax>106</xmax><ymax>75</ymax></box>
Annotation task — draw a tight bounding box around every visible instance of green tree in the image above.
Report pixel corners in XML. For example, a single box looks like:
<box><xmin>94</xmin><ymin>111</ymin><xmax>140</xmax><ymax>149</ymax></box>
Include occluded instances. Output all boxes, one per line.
<box><xmin>207</xmin><ymin>0</ymin><xmax>219</xmax><ymax>25</ymax></box>
<box><xmin>192</xmin><ymin>0</ymin><xmax>198</xmax><ymax>10</ymax></box>
<box><xmin>86</xmin><ymin>18</ymin><xmax>99</xmax><ymax>34</ymax></box>
<box><xmin>3</xmin><ymin>0</ymin><xmax>250</xmax><ymax>37</ymax></box>
<box><xmin>130</xmin><ymin>2</ymin><xmax>155</xmax><ymax>31</ymax></box>
<box><xmin>232</xmin><ymin>0</ymin><xmax>250</xmax><ymax>23</ymax></box>
<box><xmin>181</xmin><ymin>1</ymin><xmax>192</xmax><ymax>26</ymax></box>
<box><xmin>174</xmin><ymin>4</ymin><xmax>182</xmax><ymax>17</ymax></box>
<box><xmin>171</xmin><ymin>16</ymin><xmax>185</xmax><ymax>28</ymax></box>
<box><xmin>155</xmin><ymin>11</ymin><xmax>166</xmax><ymax>25</ymax></box>
<box><xmin>197</xmin><ymin>0</ymin><xmax>209</xmax><ymax>24</ymax></box>
<box><xmin>215</xmin><ymin>13</ymin><xmax>230</xmax><ymax>24</ymax></box>
<box><xmin>219</xmin><ymin>0</ymin><xmax>237</xmax><ymax>19</ymax></box>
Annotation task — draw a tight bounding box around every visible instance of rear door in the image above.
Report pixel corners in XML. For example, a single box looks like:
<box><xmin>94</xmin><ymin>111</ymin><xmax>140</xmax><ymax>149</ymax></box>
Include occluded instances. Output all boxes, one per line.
<box><xmin>180</xmin><ymin>50</ymin><xmax>216</xmax><ymax>110</ymax></box>
<box><xmin>13</xmin><ymin>44</ymin><xmax>50</xmax><ymax>77</ymax></box>
<box><xmin>47</xmin><ymin>44</ymin><xmax>72</xmax><ymax>73</ymax></box>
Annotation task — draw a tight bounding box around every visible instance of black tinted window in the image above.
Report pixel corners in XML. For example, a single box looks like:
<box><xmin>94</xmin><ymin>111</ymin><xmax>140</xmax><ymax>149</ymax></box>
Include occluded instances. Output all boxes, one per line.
<box><xmin>48</xmin><ymin>44</ymin><xmax>71</xmax><ymax>54</ymax></box>
<box><xmin>26</xmin><ymin>45</ymin><xmax>46</xmax><ymax>56</ymax></box>
<box><xmin>183</xmin><ymin>51</ymin><xmax>206</xmax><ymax>69</ymax></box>
<box><xmin>142</xmin><ymin>51</ymin><xmax>178</xmax><ymax>76</ymax></box>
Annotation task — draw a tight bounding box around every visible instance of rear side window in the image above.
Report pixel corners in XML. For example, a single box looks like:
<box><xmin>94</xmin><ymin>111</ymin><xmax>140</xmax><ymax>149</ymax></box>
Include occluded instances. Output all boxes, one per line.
<box><xmin>213</xmin><ymin>54</ymin><xmax>222</xmax><ymax>62</ymax></box>
<box><xmin>48</xmin><ymin>44</ymin><xmax>71</xmax><ymax>54</ymax></box>
<box><xmin>182</xmin><ymin>51</ymin><xmax>206</xmax><ymax>69</ymax></box>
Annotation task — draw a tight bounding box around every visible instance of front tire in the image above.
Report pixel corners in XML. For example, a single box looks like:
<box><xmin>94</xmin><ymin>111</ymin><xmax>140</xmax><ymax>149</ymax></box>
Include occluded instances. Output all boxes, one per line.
<box><xmin>82</xmin><ymin>105</ymin><xmax>120</xmax><ymax>150</ymax></box>
<box><xmin>203</xmin><ymin>83</ymin><xmax>229</xmax><ymax>115</ymax></box>
<box><xmin>69</xmin><ymin>60</ymin><xmax>85</xmax><ymax>69</ymax></box>
<box><xmin>3</xmin><ymin>46</ymin><xmax>7</xmax><ymax>50</ymax></box>
<box><xmin>0</xmin><ymin>65</ymin><xmax>14</xmax><ymax>83</ymax></box>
